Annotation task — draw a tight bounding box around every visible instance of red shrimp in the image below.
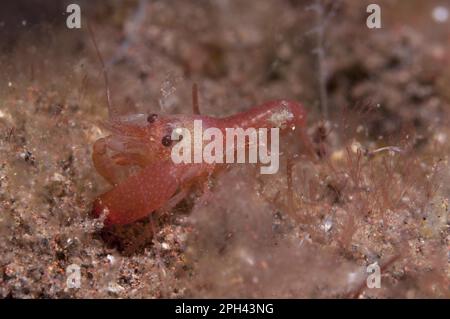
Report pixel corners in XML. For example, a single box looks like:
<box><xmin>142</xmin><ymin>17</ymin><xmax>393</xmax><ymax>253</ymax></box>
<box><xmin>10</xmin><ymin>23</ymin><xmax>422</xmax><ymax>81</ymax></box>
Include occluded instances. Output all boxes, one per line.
<box><xmin>91</xmin><ymin>98</ymin><xmax>311</xmax><ymax>226</ymax></box>
<box><xmin>87</xmin><ymin>26</ymin><xmax>312</xmax><ymax>226</ymax></box>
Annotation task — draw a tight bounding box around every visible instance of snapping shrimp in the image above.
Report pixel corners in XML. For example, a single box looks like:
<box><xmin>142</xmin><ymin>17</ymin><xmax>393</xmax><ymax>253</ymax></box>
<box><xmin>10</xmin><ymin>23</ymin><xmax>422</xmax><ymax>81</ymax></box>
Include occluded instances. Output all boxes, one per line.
<box><xmin>91</xmin><ymin>94</ymin><xmax>311</xmax><ymax>226</ymax></box>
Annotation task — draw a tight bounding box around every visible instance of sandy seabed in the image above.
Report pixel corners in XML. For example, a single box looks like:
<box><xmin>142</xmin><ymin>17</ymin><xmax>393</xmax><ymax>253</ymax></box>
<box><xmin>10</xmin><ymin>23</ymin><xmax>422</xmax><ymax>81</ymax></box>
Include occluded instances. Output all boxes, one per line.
<box><xmin>0</xmin><ymin>0</ymin><xmax>449</xmax><ymax>298</ymax></box>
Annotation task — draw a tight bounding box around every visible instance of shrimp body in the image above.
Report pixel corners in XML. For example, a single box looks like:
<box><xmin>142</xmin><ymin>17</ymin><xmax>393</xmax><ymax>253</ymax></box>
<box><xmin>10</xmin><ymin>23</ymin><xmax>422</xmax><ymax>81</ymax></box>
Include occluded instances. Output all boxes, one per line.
<box><xmin>92</xmin><ymin>100</ymin><xmax>308</xmax><ymax>226</ymax></box>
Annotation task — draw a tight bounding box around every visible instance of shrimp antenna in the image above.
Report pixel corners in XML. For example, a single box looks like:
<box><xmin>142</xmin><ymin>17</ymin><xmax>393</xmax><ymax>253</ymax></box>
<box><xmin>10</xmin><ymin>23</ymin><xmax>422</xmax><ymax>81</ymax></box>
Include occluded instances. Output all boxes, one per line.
<box><xmin>87</xmin><ymin>22</ymin><xmax>114</xmax><ymax>118</ymax></box>
<box><xmin>192</xmin><ymin>82</ymin><xmax>201</xmax><ymax>115</ymax></box>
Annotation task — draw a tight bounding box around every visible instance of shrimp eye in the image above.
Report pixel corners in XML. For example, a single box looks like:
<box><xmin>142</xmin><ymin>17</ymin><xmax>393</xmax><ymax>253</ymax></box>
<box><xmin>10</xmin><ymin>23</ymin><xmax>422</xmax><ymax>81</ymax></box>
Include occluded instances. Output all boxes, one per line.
<box><xmin>147</xmin><ymin>113</ymin><xmax>158</xmax><ymax>123</ymax></box>
<box><xmin>161</xmin><ymin>135</ymin><xmax>173</xmax><ymax>147</ymax></box>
